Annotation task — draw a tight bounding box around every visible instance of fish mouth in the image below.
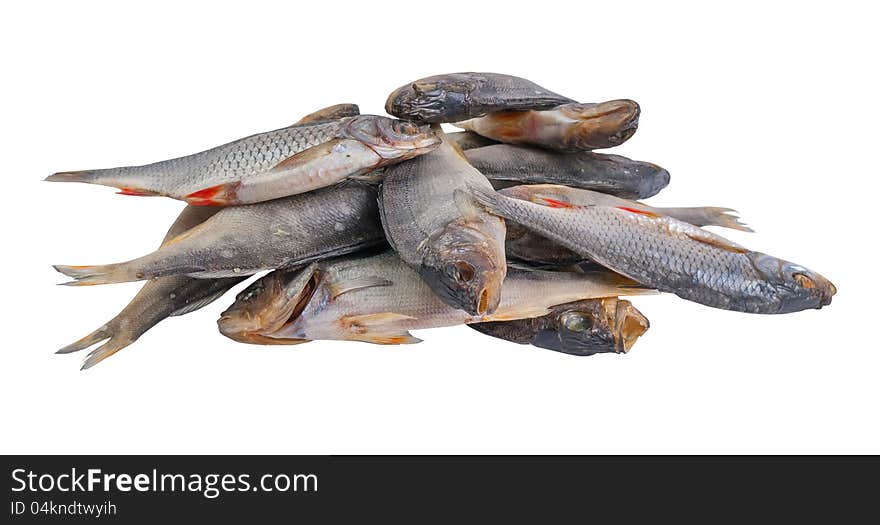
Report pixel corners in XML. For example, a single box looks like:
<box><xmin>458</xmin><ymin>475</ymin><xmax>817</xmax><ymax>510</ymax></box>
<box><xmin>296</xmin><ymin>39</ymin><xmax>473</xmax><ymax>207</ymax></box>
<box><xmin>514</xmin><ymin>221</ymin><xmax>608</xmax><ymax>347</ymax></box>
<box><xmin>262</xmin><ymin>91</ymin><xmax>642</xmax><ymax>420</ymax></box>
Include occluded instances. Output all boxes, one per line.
<box><xmin>563</xmin><ymin>99</ymin><xmax>641</xmax><ymax>149</ymax></box>
<box><xmin>218</xmin><ymin>269</ymin><xmax>322</xmax><ymax>344</ymax></box>
<box><xmin>614</xmin><ymin>300</ymin><xmax>650</xmax><ymax>352</ymax></box>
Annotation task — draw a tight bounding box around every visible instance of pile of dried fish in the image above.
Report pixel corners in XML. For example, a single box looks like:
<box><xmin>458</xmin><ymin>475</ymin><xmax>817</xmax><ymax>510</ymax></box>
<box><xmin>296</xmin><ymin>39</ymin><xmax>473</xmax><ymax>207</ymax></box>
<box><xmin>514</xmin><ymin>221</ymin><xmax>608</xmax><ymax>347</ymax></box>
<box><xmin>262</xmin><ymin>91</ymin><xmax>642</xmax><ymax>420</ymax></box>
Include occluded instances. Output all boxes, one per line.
<box><xmin>48</xmin><ymin>72</ymin><xmax>835</xmax><ymax>369</ymax></box>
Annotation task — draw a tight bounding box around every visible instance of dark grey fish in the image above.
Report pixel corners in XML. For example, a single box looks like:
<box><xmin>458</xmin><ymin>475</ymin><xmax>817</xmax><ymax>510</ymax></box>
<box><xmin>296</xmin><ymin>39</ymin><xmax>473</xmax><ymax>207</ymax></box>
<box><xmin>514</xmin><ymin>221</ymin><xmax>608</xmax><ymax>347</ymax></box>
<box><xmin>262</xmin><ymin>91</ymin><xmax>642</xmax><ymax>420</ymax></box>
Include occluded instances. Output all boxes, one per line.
<box><xmin>469</xmin><ymin>298</ymin><xmax>649</xmax><ymax>356</ymax></box>
<box><xmin>446</xmin><ymin>131</ymin><xmax>499</xmax><ymax>151</ymax></box>
<box><xmin>54</xmin><ymin>183</ymin><xmax>386</xmax><ymax>285</ymax></box>
<box><xmin>385</xmin><ymin>72</ymin><xmax>574</xmax><ymax>123</ymax></box>
<box><xmin>294</xmin><ymin>103</ymin><xmax>360</xmax><ymax>124</ymax></box>
<box><xmin>465</xmin><ymin>144</ymin><xmax>670</xmax><ymax>199</ymax></box>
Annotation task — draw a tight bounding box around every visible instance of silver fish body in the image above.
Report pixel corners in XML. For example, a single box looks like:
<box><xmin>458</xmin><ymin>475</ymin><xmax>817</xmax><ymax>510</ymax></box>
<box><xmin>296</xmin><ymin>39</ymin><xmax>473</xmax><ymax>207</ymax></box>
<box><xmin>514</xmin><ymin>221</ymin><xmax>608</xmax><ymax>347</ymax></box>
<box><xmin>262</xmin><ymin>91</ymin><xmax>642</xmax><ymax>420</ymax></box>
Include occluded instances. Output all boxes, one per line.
<box><xmin>378</xmin><ymin>127</ymin><xmax>506</xmax><ymax>315</ymax></box>
<box><xmin>470</xmin><ymin>187</ymin><xmax>836</xmax><ymax>314</ymax></box>
<box><xmin>47</xmin><ymin>116</ymin><xmax>438</xmax><ymax>205</ymax></box>
<box><xmin>217</xmin><ymin>251</ymin><xmax>653</xmax><ymax>345</ymax></box>
<box><xmin>465</xmin><ymin>144</ymin><xmax>670</xmax><ymax>199</ymax></box>
<box><xmin>54</xmin><ymin>183</ymin><xmax>386</xmax><ymax>285</ymax></box>
<box><xmin>386</xmin><ymin>72</ymin><xmax>575</xmax><ymax>123</ymax></box>
<box><xmin>469</xmin><ymin>298</ymin><xmax>649</xmax><ymax>356</ymax></box>
<box><xmin>56</xmin><ymin>205</ymin><xmax>244</xmax><ymax>369</ymax></box>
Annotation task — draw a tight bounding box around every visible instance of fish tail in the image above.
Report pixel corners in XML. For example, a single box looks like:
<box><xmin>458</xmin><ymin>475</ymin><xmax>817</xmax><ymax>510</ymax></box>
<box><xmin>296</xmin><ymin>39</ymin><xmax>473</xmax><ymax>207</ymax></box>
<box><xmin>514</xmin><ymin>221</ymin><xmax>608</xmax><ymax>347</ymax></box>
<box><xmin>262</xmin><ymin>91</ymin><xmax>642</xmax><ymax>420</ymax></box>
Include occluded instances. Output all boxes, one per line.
<box><xmin>663</xmin><ymin>207</ymin><xmax>754</xmax><ymax>232</ymax></box>
<box><xmin>44</xmin><ymin>170</ymin><xmax>100</xmax><ymax>184</ymax></box>
<box><xmin>80</xmin><ymin>338</ymin><xmax>132</xmax><ymax>370</ymax></box>
<box><xmin>46</xmin><ymin>170</ymin><xmax>163</xmax><ymax>197</ymax></box>
<box><xmin>55</xmin><ymin>326</ymin><xmax>111</xmax><ymax>354</ymax></box>
<box><xmin>53</xmin><ymin>262</ymin><xmax>138</xmax><ymax>286</ymax></box>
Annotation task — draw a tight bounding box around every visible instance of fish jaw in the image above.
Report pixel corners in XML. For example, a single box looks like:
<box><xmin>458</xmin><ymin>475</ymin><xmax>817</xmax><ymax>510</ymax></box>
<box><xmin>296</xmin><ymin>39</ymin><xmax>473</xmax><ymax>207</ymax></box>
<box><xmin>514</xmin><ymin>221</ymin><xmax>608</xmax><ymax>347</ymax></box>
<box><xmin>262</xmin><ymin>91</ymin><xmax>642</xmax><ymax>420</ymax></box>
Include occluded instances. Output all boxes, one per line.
<box><xmin>748</xmin><ymin>254</ymin><xmax>836</xmax><ymax>313</ymax></box>
<box><xmin>337</xmin><ymin>115</ymin><xmax>440</xmax><ymax>165</ymax></box>
<box><xmin>386</xmin><ymin>79</ymin><xmax>474</xmax><ymax>123</ymax></box>
<box><xmin>528</xmin><ymin>298</ymin><xmax>649</xmax><ymax>356</ymax></box>
<box><xmin>560</xmin><ymin>100</ymin><xmax>641</xmax><ymax>150</ymax></box>
<box><xmin>418</xmin><ymin>218</ymin><xmax>507</xmax><ymax>316</ymax></box>
<box><xmin>217</xmin><ymin>265</ymin><xmax>318</xmax><ymax>343</ymax></box>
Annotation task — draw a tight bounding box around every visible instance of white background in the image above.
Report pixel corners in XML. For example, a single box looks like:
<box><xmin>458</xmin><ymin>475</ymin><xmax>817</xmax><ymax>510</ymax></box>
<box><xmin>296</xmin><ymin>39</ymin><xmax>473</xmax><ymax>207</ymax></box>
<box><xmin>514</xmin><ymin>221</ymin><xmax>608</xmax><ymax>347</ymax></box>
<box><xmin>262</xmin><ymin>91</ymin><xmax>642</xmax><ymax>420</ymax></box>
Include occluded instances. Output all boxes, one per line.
<box><xmin>2</xmin><ymin>1</ymin><xmax>877</xmax><ymax>454</ymax></box>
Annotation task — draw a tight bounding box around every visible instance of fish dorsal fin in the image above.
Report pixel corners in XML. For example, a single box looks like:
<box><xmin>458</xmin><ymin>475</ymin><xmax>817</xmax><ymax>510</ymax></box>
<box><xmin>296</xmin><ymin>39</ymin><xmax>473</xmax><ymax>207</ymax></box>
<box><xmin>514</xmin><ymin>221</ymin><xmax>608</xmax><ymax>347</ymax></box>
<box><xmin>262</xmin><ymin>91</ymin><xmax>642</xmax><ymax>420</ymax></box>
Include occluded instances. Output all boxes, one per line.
<box><xmin>684</xmin><ymin>228</ymin><xmax>749</xmax><ymax>253</ymax></box>
<box><xmin>339</xmin><ymin>312</ymin><xmax>421</xmax><ymax>345</ymax></box>
<box><xmin>328</xmin><ymin>275</ymin><xmax>393</xmax><ymax>299</ymax></box>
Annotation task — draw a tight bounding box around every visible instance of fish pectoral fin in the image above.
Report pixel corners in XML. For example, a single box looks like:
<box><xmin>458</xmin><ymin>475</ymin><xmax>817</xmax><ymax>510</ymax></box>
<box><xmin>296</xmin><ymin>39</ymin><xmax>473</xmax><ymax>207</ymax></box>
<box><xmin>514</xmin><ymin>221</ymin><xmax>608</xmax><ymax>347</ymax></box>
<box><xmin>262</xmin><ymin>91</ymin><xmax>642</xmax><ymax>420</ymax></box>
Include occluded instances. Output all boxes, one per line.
<box><xmin>340</xmin><ymin>312</ymin><xmax>421</xmax><ymax>345</ymax></box>
<box><xmin>452</xmin><ymin>188</ymin><xmax>485</xmax><ymax>219</ymax></box>
<box><xmin>328</xmin><ymin>275</ymin><xmax>393</xmax><ymax>299</ymax></box>
<box><xmin>684</xmin><ymin>229</ymin><xmax>749</xmax><ymax>253</ymax></box>
<box><xmin>270</xmin><ymin>138</ymin><xmax>373</xmax><ymax>174</ymax></box>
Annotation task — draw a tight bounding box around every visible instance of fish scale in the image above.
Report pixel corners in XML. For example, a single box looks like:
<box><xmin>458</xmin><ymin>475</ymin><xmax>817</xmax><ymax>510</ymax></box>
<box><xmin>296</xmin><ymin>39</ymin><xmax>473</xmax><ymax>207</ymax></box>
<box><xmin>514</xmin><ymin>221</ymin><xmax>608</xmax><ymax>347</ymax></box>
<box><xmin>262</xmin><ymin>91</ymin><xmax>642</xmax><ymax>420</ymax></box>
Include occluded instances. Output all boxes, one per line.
<box><xmin>81</xmin><ymin>120</ymin><xmax>342</xmax><ymax>197</ymax></box>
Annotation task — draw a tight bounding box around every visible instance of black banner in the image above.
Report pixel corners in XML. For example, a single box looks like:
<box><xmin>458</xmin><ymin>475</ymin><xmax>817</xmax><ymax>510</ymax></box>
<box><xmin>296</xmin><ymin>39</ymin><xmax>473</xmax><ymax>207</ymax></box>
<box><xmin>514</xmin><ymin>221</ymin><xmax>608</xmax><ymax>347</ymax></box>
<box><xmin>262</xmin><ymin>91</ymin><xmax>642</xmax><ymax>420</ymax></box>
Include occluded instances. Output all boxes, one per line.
<box><xmin>2</xmin><ymin>456</ymin><xmax>875</xmax><ymax>522</ymax></box>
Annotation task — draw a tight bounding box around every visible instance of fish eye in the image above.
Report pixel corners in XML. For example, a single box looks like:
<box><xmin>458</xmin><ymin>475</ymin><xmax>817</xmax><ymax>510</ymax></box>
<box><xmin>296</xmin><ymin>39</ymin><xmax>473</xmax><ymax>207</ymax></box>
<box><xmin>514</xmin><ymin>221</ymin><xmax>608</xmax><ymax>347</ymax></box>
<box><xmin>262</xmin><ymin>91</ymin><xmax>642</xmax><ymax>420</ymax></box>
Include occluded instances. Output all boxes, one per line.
<box><xmin>561</xmin><ymin>313</ymin><xmax>589</xmax><ymax>333</ymax></box>
<box><xmin>449</xmin><ymin>261</ymin><xmax>475</xmax><ymax>283</ymax></box>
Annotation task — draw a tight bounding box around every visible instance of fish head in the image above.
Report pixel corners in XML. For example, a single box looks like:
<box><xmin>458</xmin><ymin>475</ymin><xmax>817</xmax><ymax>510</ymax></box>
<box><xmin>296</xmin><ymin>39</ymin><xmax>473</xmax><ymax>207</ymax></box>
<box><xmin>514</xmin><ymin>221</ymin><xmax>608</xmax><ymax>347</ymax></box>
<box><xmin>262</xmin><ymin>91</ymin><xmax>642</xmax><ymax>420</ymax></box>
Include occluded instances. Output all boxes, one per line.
<box><xmin>419</xmin><ymin>219</ymin><xmax>507</xmax><ymax>316</ymax></box>
<box><xmin>531</xmin><ymin>298</ymin><xmax>649</xmax><ymax>355</ymax></box>
<box><xmin>386</xmin><ymin>74</ymin><xmax>482</xmax><ymax>123</ymax></box>
<box><xmin>749</xmin><ymin>254</ymin><xmax>836</xmax><ymax>313</ymax></box>
<box><xmin>339</xmin><ymin>115</ymin><xmax>439</xmax><ymax>164</ymax></box>
<box><xmin>561</xmin><ymin>100</ymin><xmax>640</xmax><ymax>150</ymax></box>
<box><xmin>217</xmin><ymin>265</ymin><xmax>319</xmax><ymax>344</ymax></box>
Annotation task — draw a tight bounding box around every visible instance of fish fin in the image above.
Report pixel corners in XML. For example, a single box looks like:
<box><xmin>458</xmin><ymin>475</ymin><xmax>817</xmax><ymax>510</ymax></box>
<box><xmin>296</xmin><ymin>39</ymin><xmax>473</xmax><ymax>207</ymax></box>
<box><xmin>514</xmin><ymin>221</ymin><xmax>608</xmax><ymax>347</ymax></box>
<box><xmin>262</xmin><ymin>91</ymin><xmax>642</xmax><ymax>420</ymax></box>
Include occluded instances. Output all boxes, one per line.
<box><xmin>117</xmin><ymin>187</ymin><xmax>162</xmax><ymax>197</ymax></box>
<box><xmin>340</xmin><ymin>312</ymin><xmax>421</xmax><ymax>345</ymax></box>
<box><xmin>53</xmin><ymin>263</ymin><xmax>133</xmax><ymax>286</ymax></box>
<box><xmin>328</xmin><ymin>275</ymin><xmax>393</xmax><ymax>299</ymax></box>
<box><xmin>348</xmin><ymin>169</ymin><xmax>385</xmax><ymax>184</ymax></box>
<box><xmin>56</xmin><ymin>326</ymin><xmax>111</xmax><ymax>354</ymax></box>
<box><xmin>535</xmin><ymin>197</ymin><xmax>577</xmax><ymax>209</ymax></box>
<box><xmin>269</xmin><ymin>139</ymin><xmax>347</xmax><ymax>172</ymax></box>
<box><xmin>80</xmin><ymin>339</ymin><xmax>132</xmax><ymax>370</ymax></box>
<box><xmin>44</xmin><ymin>170</ymin><xmax>97</xmax><ymax>183</ymax></box>
<box><xmin>168</xmin><ymin>287</ymin><xmax>234</xmax><ymax>317</ymax></box>
<box><xmin>294</xmin><ymin>103</ymin><xmax>360</xmax><ymax>125</ymax></box>
<box><xmin>616</xmin><ymin>206</ymin><xmax>661</xmax><ymax>217</ymax></box>
<box><xmin>684</xmin><ymin>229</ymin><xmax>749</xmax><ymax>253</ymax></box>
<box><xmin>186</xmin><ymin>269</ymin><xmax>255</xmax><ymax>278</ymax></box>
<box><xmin>667</xmin><ymin>207</ymin><xmax>754</xmax><ymax>232</ymax></box>
<box><xmin>453</xmin><ymin>187</ymin><xmax>489</xmax><ymax>219</ymax></box>
<box><xmin>185</xmin><ymin>182</ymin><xmax>241</xmax><ymax>206</ymax></box>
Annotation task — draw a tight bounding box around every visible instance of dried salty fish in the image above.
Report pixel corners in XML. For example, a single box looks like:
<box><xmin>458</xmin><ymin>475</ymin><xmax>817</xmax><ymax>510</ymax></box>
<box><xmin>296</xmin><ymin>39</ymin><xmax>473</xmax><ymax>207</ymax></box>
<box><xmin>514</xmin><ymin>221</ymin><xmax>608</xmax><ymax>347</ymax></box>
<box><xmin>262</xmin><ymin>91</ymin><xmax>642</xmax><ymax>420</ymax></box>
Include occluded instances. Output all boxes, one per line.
<box><xmin>217</xmin><ymin>252</ymin><xmax>652</xmax><ymax>345</ymax></box>
<box><xmin>455</xmin><ymin>100</ymin><xmax>640</xmax><ymax>152</ymax></box>
<box><xmin>469</xmin><ymin>298</ymin><xmax>649</xmax><ymax>356</ymax></box>
<box><xmin>469</xmin><ymin>186</ymin><xmax>835</xmax><ymax>313</ymax></box>
<box><xmin>465</xmin><ymin>144</ymin><xmax>669</xmax><ymax>199</ymax></box>
<box><xmin>47</xmin><ymin>115</ymin><xmax>438</xmax><ymax>205</ymax></box>
<box><xmin>386</xmin><ymin>72</ymin><xmax>574</xmax><ymax>123</ymax></box>
<box><xmin>379</xmin><ymin>127</ymin><xmax>506</xmax><ymax>315</ymax></box>
<box><xmin>53</xmin><ymin>183</ymin><xmax>385</xmax><ymax>285</ymax></box>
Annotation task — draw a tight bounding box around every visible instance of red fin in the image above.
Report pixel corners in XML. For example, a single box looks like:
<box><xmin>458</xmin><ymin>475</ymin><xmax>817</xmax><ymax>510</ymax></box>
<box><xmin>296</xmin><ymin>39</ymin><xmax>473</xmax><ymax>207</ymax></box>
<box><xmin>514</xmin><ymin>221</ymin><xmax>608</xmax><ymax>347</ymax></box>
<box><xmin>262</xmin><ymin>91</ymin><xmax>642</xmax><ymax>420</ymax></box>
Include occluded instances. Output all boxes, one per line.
<box><xmin>617</xmin><ymin>206</ymin><xmax>661</xmax><ymax>217</ymax></box>
<box><xmin>117</xmin><ymin>187</ymin><xmax>161</xmax><ymax>197</ymax></box>
<box><xmin>185</xmin><ymin>182</ymin><xmax>240</xmax><ymax>206</ymax></box>
<box><xmin>536</xmin><ymin>197</ymin><xmax>576</xmax><ymax>209</ymax></box>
